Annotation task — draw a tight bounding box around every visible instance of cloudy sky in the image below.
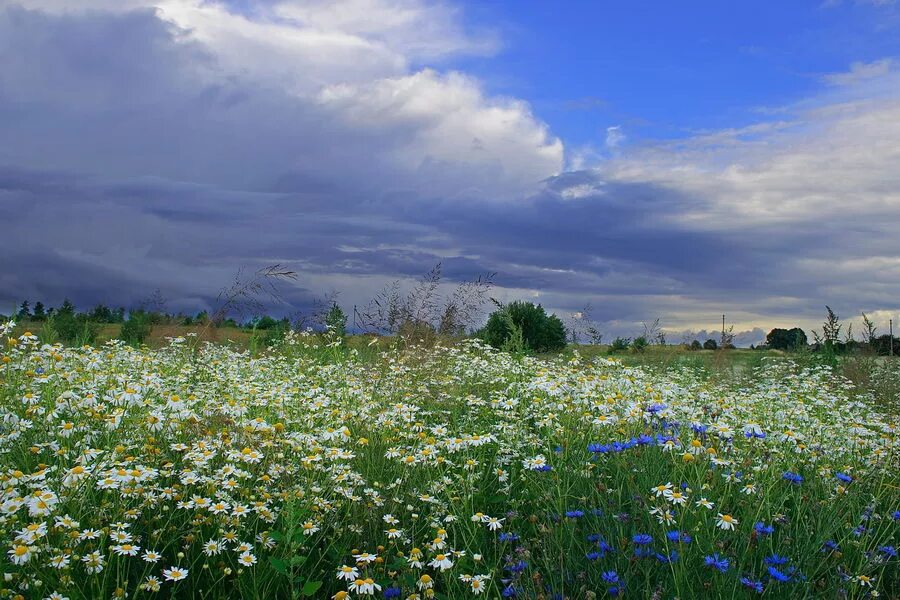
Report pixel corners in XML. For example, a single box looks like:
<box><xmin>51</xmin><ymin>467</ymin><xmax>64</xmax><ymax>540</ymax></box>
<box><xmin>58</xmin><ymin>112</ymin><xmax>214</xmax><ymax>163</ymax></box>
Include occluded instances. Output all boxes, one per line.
<box><xmin>2</xmin><ymin>0</ymin><xmax>899</xmax><ymax>343</ymax></box>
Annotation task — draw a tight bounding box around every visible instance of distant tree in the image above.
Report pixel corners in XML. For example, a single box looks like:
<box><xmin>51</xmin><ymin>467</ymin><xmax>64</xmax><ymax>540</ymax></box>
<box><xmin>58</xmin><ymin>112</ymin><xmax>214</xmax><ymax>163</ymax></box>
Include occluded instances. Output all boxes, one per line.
<box><xmin>32</xmin><ymin>302</ymin><xmax>46</xmax><ymax>321</ymax></box>
<box><xmin>765</xmin><ymin>327</ymin><xmax>808</xmax><ymax>351</ymax></box>
<box><xmin>120</xmin><ymin>310</ymin><xmax>152</xmax><ymax>346</ymax></box>
<box><xmin>88</xmin><ymin>304</ymin><xmax>114</xmax><ymax>323</ymax></box>
<box><xmin>58</xmin><ymin>299</ymin><xmax>76</xmax><ymax>316</ymax></box>
<box><xmin>608</xmin><ymin>337</ymin><xmax>631</xmax><ymax>354</ymax></box>
<box><xmin>631</xmin><ymin>336</ymin><xmax>648</xmax><ymax>353</ymax></box>
<box><xmin>480</xmin><ymin>301</ymin><xmax>567</xmax><ymax>353</ymax></box>
<box><xmin>689</xmin><ymin>339</ymin><xmax>702</xmax><ymax>351</ymax></box>
<box><xmin>17</xmin><ymin>301</ymin><xmax>30</xmax><ymax>320</ymax></box>
<box><xmin>703</xmin><ymin>339</ymin><xmax>718</xmax><ymax>350</ymax></box>
<box><xmin>872</xmin><ymin>334</ymin><xmax>900</xmax><ymax>356</ymax></box>
<box><xmin>324</xmin><ymin>303</ymin><xmax>348</xmax><ymax>336</ymax></box>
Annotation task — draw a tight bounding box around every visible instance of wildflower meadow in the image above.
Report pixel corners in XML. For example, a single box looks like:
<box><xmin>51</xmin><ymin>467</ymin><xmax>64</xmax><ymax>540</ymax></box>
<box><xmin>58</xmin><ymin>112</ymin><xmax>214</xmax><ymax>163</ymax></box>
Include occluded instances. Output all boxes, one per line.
<box><xmin>1</xmin><ymin>321</ymin><xmax>897</xmax><ymax>599</ymax></box>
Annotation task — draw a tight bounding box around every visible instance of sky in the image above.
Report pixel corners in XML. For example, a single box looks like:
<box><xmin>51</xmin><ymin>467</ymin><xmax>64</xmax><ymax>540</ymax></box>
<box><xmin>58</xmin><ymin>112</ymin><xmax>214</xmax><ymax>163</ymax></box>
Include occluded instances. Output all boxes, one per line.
<box><xmin>1</xmin><ymin>0</ymin><xmax>899</xmax><ymax>344</ymax></box>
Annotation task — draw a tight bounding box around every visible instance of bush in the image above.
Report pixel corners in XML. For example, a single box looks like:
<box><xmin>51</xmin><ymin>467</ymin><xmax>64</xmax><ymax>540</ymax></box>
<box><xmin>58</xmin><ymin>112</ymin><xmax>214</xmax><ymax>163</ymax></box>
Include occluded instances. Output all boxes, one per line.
<box><xmin>766</xmin><ymin>327</ymin><xmax>807</xmax><ymax>351</ymax></box>
<box><xmin>631</xmin><ymin>336</ymin><xmax>648</xmax><ymax>353</ymax></box>
<box><xmin>324</xmin><ymin>304</ymin><xmax>347</xmax><ymax>337</ymax></box>
<box><xmin>48</xmin><ymin>306</ymin><xmax>100</xmax><ymax>345</ymax></box>
<box><xmin>608</xmin><ymin>337</ymin><xmax>631</xmax><ymax>353</ymax></box>
<box><xmin>479</xmin><ymin>301</ymin><xmax>567</xmax><ymax>353</ymax></box>
<box><xmin>689</xmin><ymin>340</ymin><xmax>702</xmax><ymax>351</ymax></box>
<box><xmin>120</xmin><ymin>311</ymin><xmax>153</xmax><ymax>346</ymax></box>
<box><xmin>703</xmin><ymin>339</ymin><xmax>718</xmax><ymax>350</ymax></box>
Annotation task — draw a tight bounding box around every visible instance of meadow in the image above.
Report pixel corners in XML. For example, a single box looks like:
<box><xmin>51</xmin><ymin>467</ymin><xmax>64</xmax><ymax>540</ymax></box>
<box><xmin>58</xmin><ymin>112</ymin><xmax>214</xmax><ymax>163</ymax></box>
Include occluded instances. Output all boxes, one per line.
<box><xmin>1</xmin><ymin>321</ymin><xmax>897</xmax><ymax>599</ymax></box>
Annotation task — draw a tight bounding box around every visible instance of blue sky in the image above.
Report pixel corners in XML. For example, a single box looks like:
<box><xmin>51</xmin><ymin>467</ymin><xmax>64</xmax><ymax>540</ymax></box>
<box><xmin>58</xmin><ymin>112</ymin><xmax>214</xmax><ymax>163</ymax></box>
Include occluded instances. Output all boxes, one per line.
<box><xmin>1</xmin><ymin>0</ymin><xmax>899</xmax><ymax>344</ymax></box>
<box><xmin>452</xmin><ymin>1</ymin><xmax>900</xmax><ymax>149</ymax></box>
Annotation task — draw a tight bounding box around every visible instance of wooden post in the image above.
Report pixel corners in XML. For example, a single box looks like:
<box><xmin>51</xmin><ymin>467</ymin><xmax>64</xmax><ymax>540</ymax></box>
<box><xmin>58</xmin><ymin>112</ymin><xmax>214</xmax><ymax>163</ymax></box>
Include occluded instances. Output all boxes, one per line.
<box><xmin>891</xmin><ymin>318</ymin><xmax>894</xmax><ymax>357</ymax></box>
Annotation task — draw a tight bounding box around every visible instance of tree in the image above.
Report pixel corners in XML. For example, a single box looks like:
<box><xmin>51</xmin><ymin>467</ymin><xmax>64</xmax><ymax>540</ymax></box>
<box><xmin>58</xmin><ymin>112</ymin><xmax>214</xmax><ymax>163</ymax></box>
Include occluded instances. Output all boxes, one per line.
<box><xmin>703</xmin><ymin>339</ymin><xmax>718</xmax><ymax>350</ymax></box>
<box><xmin>32</xmin><ymin>302</ymin><xmax>46</xmax><ymax>321</ymax></box>
<box><xmin>324</xmin><ymin>303</ymin><xmax>347</xmax><ymax>337</ymax></box>
<box><xmin>480</xmin><ymin>301</ymin><xmax>567</xmax><ymax>353</ymax></box>
<box><xmin>765</xmin><ymin>327</ymin><xmax>808</xmax><ymax>351</ymax></box>
<box><xmin>16</xmin><ymin>301</ymin><xmax>30</xmax><ymax>320</ymax></box>
<box><xmin>689</xmin><ymin>339</ymin><xmax>702</xmax><ymax>351</ymax></box>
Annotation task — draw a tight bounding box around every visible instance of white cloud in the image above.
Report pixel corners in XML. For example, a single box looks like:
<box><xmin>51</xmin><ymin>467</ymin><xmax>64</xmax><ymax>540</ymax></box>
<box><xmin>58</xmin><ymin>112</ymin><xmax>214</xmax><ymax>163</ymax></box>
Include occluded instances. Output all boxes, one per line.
<box><xmin>823</xmin><ymin>58</ymin><xmax>894</xmax><ymax>86</ymax></box>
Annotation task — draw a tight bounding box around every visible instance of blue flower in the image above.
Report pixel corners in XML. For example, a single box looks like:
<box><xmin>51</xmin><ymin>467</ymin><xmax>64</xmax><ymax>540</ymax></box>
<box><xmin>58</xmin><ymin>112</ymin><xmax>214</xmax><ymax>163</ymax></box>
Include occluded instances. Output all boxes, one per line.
<box><xmin>565</xmin><ymin>510</ymin><xmax>584</xmax><ymax>519</ymax></box>
<box><xmin>892</xmin><ymin>510</ymin><xmax>900</xmax><ymax>521</ymax></box>
<box><xmin>601</xmin><ymin>571</ymin><xmax>619</xmax><ymax>584</ymax></box>
<box><xmin>767</xmin><ymin>566</ymin><xmax>791</xmax><ymax>582</ymax></box>
<box><xmin>505</xmin><ymin>560</ymin><xmax>528</xmax><ymax>573</ymax></box>
<box><xmin>608</xmin><ymin>586</ymin><xmax>624</xmax><ymax>597</ymax></box>
<box><xmin>655</xmin><ymin>550</ymin><xmax>679</xmax><ymax>564</ymax></box>
<box><xmin>588</xmin><ymin>443</ymin><xmax>611</xmax><ymax>454</ymax></box>
<box><xmin>383</xmin><ymin>587</ymin><xmax>402</xmax><ymax>598</ymax></box>
<box><xmin>632</xmin><ymin>534</ymin><xmax>653</xmax><ymax>545</ymax></box>
<box><xmin>501</xmin><ymin>585</ymin><xmax>519</xmax><ymax>598</ymax></box>
<box><xmin>782</xmin><ymin>472</ymin><xmax>803</xmax><ymax>484</ymax></box>
<box><xmin>765</xmin><ymin>554</ymin><xmax>789</xmax><ymax>566</ymax></box>
<box><xmin>634</xmin><ymin>546</ymin><xmax>654</xmax><ymax>558</ymax></box>
<box><xmin>704</xmin><ymin>553</ymin><xmax>729</xmax><ymax>573</ymax></box>
<box><xmin>835</xmin><ymin>472</ymin><xmax>853</xmax><ymax>483</ymax></box>
<box><xmin>499</xmin><ymin>532</ymin><xmax>519</xmax><ymax>543</ymax></box>
<box><xmin>666</xmin><ymin>530</ymin><xmax>692</xmax><ymax>544</ymax></box>
<box><xmin>636</xmin><ymin>434</ymin><xmax>654</xmax><ymax>445</ymax></box>
<box><xmin>821</xmin><ymin>540</ymin><xmax>840</xmax><ymax>552</ymax></box>
<box><xmin>585</xmin><ymin>551</ymin><xmax>601</xmax><ymax>561</ymax></box>
<box><xmin>878</xmin><ymin>545</ymin><xmax>897</xmax><ymax>559</ymax></box>
<box><xmin>754</xmin><ymin>522</ymin><xmax>774</xmax><ymax>536</ymax></box>
<box><xmin>740</xmin><ymin>577</ymin><xmax>764</xmax><ymax>593</ymax></box>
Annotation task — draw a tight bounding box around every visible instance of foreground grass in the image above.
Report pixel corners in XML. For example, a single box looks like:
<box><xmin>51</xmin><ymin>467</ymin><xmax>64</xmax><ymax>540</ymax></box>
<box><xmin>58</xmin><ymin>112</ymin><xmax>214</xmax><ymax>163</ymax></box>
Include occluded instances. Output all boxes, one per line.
<box><xmin>0</xmin><ymin>325</ymin><xmax>897</xmax><ymax>599</ymax></box>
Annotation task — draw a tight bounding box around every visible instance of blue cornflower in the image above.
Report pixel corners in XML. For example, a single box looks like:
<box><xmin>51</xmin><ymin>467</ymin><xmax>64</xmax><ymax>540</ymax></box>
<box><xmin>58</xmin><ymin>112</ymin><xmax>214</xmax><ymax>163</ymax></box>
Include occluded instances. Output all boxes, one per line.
<box><xmin>636</xmin><ymin>434</ymin><xmax>654</xmax><ymax>445</ymax></box>
<box><xmin>666</xmin><ymin>530</ymin><xmax>692</xmax><ymax>544</ymax></box>
<box><xmin>554</xmin><ymin>446</ymin><xmax>563</xmax><ymax>453</ymax></box>
<box><xmin>588</xmin><ymin>443</ymin><xmax>611</xmax><ymax>454</ymax></box>
<box><xmin>878</xmin><ymin>545</ymin><xmax>897</xmax><ymax>559</ymax></box>
<box><xmin>601</xmin><ymin>571</ymin><xmax>619</xmax><ymax>584</ymax></box>
<box><xmin>586</xmin><ymin>533</ymin><xmax>602</xmax><ymax>543</ymax></box>
<box><xmin>585</xmin><ymin>551</ymin><xmax>601</xmax><ymax>561</ymax></box>
<box><xmin>782</xmin><ymin>472</ymin><xmax>803</xmax><ymax>484</ymax></box>
<box><xmin>383</xmin><ymin>587</ymin><xmax>402</xmax><ymax>598</ymax></box>
<box><xmin>892</xmin><ymin>510</ymin><xmax>900</xmax><ymax>521</ymax></box>
<box><xmin>765</xmin><ymin>554</ymin><xmax>789</xmax><ymax>566</ymax></box>
<box><xmin>740</xmin><ymin>577</ymin><xmax>764</xmax><ymax>593</ymax></box>
<box><xmin>835</xmin><ymin>472</ymin><xmax>853</xmax><ymax>483</ymax></box>
<box><xmin>597</xmin><ymin>540</ymin><xmax>613</xmax><ymax>555</ymax></box>
<box><xmin>655</xmin><ymin>550</ymin><xmax>679</xmax><ymax>564</ymax></box>
<box><xmin>505</xmin><ymin>560</ymin><xmax>528</xmax><ymax>573</ymax></box>
<box><xmin>499</xmin><ymin>532</ymin><xmax>519</xmax><ymax>543</ymax></box>
<box><xmin>565</xmin><ymin>510</ymin><xmax>584</xmax><ymax>519</ymax></box>
<box><xmin>767</xmin><ymin>566</ymin><xmax>791</xmax><ymax>582</ymax></box>
<box><xmin>853</xmin><ymin>525</ymin><xmax>866</xmax><ymax>537</ymax></box>
<box><xmin>632</xmin><ymin>534</ymin><xmax>653</xmax><ymax>545</ymax></box>
<box><xmin>501</xmin><ymin>585</ymin><xmax>519</xmax><ymax>598</ymax></box>
<box><xmin>608</xmin><ymin>586</ymin><xmax>624</xmax><ymax>597</ymax></box>
<box><xmin>692</xmin><ymin>423</ymin><xmax>708</xmax><ymax>434</ymax></box>
<box><xmin>704</xmin><ymin>553</ymin><xmax>729</xmax><ymax>573</ymax></box>
<box><xmin>754</xmin><ymin>522</ymin><xmax>774</xmax><ymax>536</ymax></box>
<box><xmin>634</xmin><ymin>546</ymin><xmax>654</xmax><ymax>558</ymax></box>
<box><xmin>647</xmin><ymin>403</ymin><xmax>667</xmax><ymax>414</ymax></box>
<box><xmin>821</xmin><ymin>540</ymin><xmax>840</xmax><ymax>552</ymax></box>
<box><xmin>535</xmin><ymin>464</ymin><xmax>552</xmax><ymax>472</ymax></box>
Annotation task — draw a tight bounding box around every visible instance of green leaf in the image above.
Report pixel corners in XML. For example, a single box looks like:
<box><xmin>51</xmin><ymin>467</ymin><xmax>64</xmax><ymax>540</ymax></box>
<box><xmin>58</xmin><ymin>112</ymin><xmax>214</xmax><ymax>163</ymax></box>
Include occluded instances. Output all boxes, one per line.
<box><xmin>268</xmin><ymin>531</ymin><xmax>284</xmax><ymax>542</ymax></box>
<box><xmin>291</xmin><ymin>555</ymin><xmax>308</xmax><ymax>566</ymax></box>
<box><xmin>301</xmin><ymin>580</ymin><xmax>323</xmax><ymax>596</ymax></box>
<box><xmin>269</xmin><ymin>557</ymin><xmax>288</xmax><ymax>574</ymax></box>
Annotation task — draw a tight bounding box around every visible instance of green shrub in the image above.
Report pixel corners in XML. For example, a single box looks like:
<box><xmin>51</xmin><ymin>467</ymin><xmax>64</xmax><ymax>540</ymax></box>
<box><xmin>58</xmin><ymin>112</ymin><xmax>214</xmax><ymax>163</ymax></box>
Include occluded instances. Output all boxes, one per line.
<box><xmin>631</xmin><ymin>336</ymin><xmax>648</xmax><ymax>353</ymax></box>
<box><xmin>608</xmin><ymin>337</ymin><xmax>631</xmax><ymax>353</ymax></box>
<box><xmin>479</xmin><ymin>301</ymin><xmax>567</xmax><ymax>353</ymax></box>
<box><xmin>324</xmin><ymin>303</ymin><xmax>347</xmax><ymax>337</ymax></box>
<box><xmin>120</xmin><ymin>311</ymin><xmax>153</xmax><ymax>346</ymax></box>
<box><xmin>703</xmin><ymin>338</ymin><xmax>718</xmax><ymax>350</ymax></box>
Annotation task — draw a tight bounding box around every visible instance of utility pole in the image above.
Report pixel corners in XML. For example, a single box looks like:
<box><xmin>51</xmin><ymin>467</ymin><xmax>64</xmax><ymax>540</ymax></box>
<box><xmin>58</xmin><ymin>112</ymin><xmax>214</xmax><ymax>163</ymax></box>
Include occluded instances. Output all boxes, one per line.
<box><xmin>891</xmin><ymin>318</ymin><xmax>894</xmax><ymax>357</ymax></box>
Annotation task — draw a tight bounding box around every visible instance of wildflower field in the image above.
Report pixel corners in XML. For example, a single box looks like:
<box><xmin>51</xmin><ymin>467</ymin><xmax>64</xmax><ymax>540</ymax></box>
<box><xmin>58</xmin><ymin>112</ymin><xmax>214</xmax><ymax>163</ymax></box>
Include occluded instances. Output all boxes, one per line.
<box><xmin>1</xmin><ymin>323</ymin><xmax>898</xmax><ymax>599</ymax></box>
